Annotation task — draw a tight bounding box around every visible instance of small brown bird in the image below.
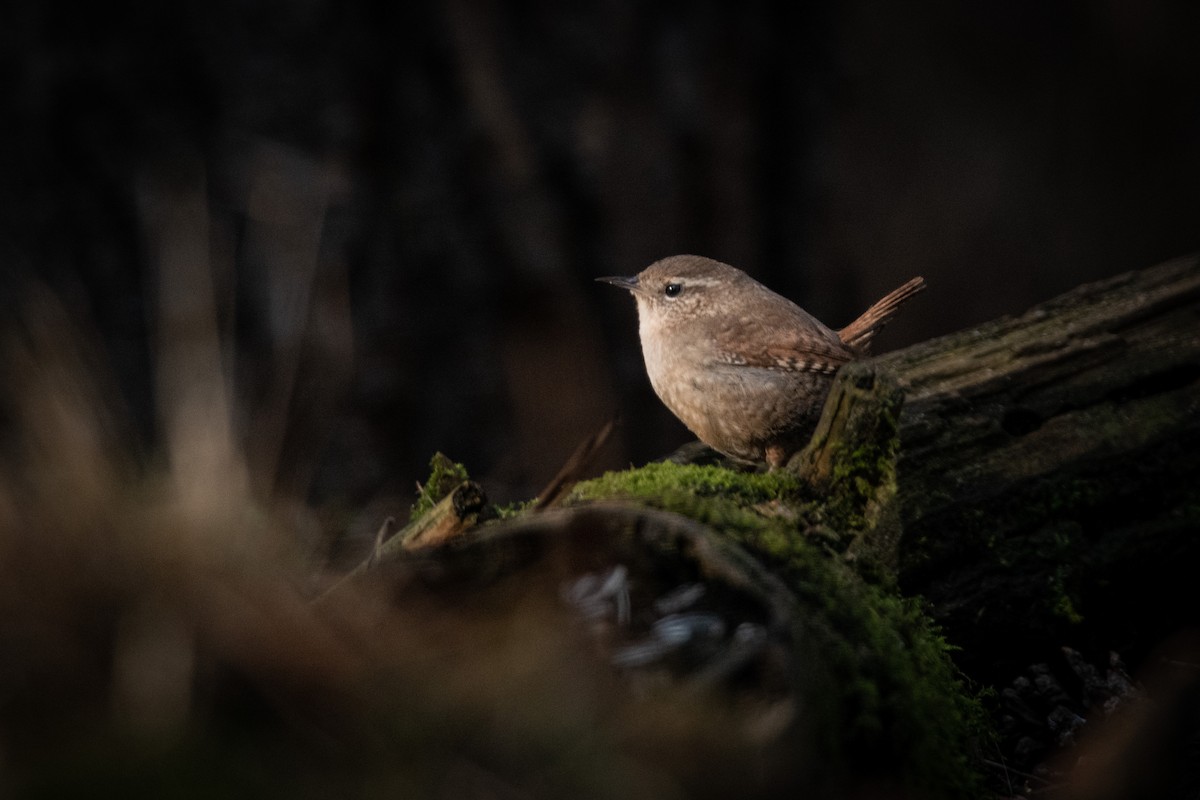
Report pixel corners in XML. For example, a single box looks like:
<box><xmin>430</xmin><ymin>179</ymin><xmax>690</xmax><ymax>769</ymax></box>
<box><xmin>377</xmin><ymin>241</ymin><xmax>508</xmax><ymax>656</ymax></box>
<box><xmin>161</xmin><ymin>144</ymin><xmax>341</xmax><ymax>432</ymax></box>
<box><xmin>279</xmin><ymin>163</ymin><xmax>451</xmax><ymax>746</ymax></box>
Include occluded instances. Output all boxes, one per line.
<box><xmin>599</xmin><ymin>255</ymin><xmax>925</xmax><ymax>469</ymax></box>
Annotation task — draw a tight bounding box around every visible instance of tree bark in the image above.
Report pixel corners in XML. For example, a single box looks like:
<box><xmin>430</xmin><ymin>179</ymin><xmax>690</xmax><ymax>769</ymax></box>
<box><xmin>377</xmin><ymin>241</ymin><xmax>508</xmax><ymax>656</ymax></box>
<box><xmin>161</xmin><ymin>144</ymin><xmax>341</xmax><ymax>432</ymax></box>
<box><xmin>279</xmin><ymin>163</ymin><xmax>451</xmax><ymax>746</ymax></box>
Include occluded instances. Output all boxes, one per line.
<box><xmin>810</xmin><ymin>254</ymin><xmax>1200</xmax><ymax>681</ymax></box>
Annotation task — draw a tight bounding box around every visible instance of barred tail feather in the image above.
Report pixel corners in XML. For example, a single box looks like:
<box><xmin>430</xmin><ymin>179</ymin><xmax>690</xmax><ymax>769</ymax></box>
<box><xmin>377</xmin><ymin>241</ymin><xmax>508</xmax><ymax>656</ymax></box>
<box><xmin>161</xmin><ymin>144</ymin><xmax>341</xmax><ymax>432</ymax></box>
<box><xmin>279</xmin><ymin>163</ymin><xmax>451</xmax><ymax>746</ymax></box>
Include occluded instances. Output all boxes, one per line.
<box><xmin>838</xmin><ymin>276</ymin><xmax>926</xmax><ymax>352</ymax></box>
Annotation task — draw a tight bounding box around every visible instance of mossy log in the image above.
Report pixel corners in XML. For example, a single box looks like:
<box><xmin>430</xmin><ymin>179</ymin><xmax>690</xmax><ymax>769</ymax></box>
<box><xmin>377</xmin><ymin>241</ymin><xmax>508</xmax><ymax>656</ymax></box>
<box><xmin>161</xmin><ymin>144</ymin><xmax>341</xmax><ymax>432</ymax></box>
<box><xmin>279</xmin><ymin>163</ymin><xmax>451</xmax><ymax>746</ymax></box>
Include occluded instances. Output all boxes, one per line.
<box><xmin>807</xmin><ymin>254</ymin><xmax>1200</xmax><ymax>681</ymax></box>
<box><xmin>344</xmin><ymin>254</ymin><xmax>1199</xmax><ymax>797</ymax></box>
<box><xmin>359</xmin><ymin>494</ymin><xmax>982</xmax><ymax>798</ymax></box>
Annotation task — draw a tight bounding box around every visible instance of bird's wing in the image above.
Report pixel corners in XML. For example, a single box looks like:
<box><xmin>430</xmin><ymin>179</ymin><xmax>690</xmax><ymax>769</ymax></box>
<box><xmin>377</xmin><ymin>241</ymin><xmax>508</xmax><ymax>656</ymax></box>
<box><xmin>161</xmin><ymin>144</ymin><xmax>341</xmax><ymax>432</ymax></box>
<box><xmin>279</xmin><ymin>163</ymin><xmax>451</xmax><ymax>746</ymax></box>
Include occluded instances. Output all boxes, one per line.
<box><xmin>711</xmin><ymin>305</ymin><xmax>854</xmax><ymax>374</ymax></box>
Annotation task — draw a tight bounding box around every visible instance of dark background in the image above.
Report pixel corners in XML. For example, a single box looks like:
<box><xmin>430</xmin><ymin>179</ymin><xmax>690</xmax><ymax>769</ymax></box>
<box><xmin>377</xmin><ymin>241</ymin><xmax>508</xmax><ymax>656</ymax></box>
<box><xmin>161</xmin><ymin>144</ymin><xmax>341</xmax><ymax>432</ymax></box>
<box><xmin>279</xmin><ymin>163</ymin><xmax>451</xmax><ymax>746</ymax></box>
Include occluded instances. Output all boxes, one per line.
<box><xmin>4</xmin><ymin>0</ymin><xmax>1198</xmax><ymax>521</ymax></box>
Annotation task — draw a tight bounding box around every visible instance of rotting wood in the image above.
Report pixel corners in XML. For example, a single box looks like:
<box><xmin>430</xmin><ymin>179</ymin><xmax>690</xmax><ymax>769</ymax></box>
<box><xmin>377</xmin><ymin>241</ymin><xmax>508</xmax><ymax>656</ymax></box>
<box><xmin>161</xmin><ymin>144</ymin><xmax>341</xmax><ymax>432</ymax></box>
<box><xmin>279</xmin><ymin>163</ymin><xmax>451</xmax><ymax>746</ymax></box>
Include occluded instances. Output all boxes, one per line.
<box><xmin>315</xmin><ymin>480</ymin><xmax>488</xmax><ymax>603</ymax></box>
<box><xmin>797</xmin><ymin>254</ymin><xmax>1200</xmax><ymax>680</ymax></box>
<box><xmin>400</xmin><ymin>480</ymin><xmax>488</xmax><ymax>550</ymax></box>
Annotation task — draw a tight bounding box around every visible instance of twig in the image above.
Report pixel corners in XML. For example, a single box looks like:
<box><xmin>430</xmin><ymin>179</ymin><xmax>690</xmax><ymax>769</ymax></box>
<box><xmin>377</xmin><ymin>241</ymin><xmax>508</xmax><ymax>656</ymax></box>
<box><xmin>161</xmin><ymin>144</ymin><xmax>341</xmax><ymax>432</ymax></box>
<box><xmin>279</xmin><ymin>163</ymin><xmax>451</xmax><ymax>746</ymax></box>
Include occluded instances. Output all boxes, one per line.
<box><xmin>532</xmin><ymin>416</ymin><xmax>617</xmax><ymax>511</ymax></box>
<box><xmin>313</xmin><ymin>482</ymin><xmax>487</xmax><ymax>604</ymax></box>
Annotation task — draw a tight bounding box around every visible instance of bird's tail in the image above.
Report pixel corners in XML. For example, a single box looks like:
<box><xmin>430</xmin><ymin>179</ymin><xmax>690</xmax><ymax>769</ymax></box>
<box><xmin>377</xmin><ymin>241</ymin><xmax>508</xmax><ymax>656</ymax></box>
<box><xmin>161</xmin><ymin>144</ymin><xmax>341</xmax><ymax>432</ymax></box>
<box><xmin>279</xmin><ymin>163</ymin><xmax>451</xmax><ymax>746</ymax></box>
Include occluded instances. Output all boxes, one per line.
<box><xmin>837</xmin><ymin>276</ymin><xmax>926</xmax><ymax>352</ymax></box>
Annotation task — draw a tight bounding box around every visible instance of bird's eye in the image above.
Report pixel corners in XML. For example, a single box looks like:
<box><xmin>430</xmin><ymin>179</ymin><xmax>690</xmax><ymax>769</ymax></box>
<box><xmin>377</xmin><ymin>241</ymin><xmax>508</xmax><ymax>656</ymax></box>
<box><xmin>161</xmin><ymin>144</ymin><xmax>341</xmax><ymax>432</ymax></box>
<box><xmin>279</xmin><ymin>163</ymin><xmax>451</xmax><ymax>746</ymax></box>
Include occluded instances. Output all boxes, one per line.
<box><xmin>664</xmin><ymin>283</ymin><xmax>683</xmax><ymax>298</ymax></box>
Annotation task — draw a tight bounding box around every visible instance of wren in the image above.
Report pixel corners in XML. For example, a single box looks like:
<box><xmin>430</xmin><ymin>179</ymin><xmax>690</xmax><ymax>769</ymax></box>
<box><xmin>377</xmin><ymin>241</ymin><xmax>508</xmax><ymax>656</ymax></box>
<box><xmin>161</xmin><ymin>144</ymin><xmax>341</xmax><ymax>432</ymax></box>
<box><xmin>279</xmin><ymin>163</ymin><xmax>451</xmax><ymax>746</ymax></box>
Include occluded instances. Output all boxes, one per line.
<box><xmin>598</xmin><ymin>255</ymin><xmax>925</xmax><ymax>469</ymax></box>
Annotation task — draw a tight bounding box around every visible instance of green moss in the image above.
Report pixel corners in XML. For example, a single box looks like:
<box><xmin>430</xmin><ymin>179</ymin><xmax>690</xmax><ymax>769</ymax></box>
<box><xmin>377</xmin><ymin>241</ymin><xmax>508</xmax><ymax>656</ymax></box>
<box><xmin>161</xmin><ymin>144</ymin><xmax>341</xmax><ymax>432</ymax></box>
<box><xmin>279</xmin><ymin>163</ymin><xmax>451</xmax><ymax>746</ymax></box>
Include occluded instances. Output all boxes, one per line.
<box><xmin>569</xmin><ymin>462</ymin><xmax>819</xmax><ymax>563</ymax></box>
<box><xmin>494</xmin><ymin>499</ymin><xmax>537</xmax><ymax>519</ymax></box>
<box><xmin>748</xmin><ymin>520</ymin><xmax>986</xmax><ymax>796</ymax></box>
<box><xmin>410</xmin><ymin>452</ymin><xmax>471</xmax><ymax>522</ymax></box>
<box><xmin>1050</xmin><ymin>566</ymin><xmax>1084</xmax><ymax>624</ymax></box>
<box><xmin>822</xmin><ymin>396</ymin><xmax>901</xmax><ymax>533</ymax></box>
<box><xmin>786</xmin><ymin>374</ymin><xmax>904</xmax><ymax>579</ymax></box>
<box><xmin>571</xmin><ymin>461</ymin><xmax>801</xmax><ymax>505</ymax></box>
<box><xmin>828</xmin><ymin>443</ymin><xmax>895</xmax><ymax>523</ymax></box>
<box><xmin>570</xmin><ymin>460</ymin><xmax>987</xmax><ymax>797</ymax></box>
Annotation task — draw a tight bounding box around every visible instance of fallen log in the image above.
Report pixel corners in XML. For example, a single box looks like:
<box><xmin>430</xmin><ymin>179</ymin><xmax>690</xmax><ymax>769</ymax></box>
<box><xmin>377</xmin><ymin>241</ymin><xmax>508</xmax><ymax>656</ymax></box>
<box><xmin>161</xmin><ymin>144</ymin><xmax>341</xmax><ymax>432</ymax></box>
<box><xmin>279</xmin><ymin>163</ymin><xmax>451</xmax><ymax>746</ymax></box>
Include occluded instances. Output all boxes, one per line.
<box><xmin>335</xmin><ymin>254</ymin><xmax>1200</xmax><ymax>797</ymax></box>
<box><xmin>800</xmin><ymin>254</ymin><xmax>1200</xmax><ymax>682</ymax></box>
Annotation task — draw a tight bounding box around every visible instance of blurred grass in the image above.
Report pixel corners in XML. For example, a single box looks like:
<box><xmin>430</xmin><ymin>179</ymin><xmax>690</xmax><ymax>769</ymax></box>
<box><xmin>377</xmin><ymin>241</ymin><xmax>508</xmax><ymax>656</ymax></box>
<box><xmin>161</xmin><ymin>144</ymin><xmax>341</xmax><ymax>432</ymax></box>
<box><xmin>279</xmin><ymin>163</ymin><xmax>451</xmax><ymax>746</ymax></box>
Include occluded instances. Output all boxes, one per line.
<box><xmin>0</xmin><ymin>287</ymin><xmax>666</xmax><ymax>799</ymax></box>
<box><xmin>0</xmin><ymin>174</ymin><xmax>781</xmax><ymax>798</ymax></box>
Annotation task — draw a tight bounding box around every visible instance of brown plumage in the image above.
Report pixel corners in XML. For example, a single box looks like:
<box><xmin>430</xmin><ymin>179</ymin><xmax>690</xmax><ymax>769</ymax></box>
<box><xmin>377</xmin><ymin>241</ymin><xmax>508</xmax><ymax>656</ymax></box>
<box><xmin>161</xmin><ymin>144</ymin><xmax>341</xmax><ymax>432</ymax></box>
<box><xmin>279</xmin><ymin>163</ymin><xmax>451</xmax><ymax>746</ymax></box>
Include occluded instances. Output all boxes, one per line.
<box><xmin>599</xmin><ymin>255</ymin><xmax>925</xmax><ymax>468</ymax></box>
<box><xmin>838</xmin><ymin>276</ymin><xmax>927</xmax><ymax>352</ymax></box>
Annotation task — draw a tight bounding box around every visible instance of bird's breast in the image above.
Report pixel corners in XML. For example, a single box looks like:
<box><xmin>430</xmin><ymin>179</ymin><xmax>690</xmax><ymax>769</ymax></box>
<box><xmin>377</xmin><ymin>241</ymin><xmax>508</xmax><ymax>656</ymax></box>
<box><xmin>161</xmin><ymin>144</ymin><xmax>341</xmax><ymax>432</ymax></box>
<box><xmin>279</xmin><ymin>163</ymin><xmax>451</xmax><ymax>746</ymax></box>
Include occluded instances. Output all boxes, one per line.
<box><xmin>637</xmin><ymin>315</ymin><xmax>711</xmax><ymax>400</ymax></box>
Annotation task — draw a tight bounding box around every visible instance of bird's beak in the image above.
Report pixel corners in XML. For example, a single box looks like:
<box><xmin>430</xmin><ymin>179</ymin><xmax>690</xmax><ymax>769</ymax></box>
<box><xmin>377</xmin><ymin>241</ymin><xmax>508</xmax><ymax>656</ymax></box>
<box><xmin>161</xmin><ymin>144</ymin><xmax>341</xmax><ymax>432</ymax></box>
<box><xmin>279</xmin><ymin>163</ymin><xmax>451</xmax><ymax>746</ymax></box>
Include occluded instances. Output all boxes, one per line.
<box><xmin>596</xmin><ymin>275</ymin><xmax>640</xmax><ymax>293</ymax></box>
